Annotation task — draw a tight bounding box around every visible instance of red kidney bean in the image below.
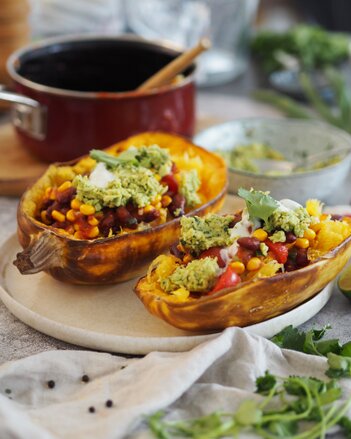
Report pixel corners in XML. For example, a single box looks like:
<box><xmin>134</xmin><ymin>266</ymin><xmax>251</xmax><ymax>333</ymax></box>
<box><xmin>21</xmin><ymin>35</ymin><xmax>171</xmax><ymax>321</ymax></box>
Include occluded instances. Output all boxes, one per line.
<box><xmin>331</xmin><ymin>214</ymin><xmax>343</xmax><ymax>221</ymax></box>
<box><xmin>56</xmin><ymin>187</ymin><xmax>76</xmax><ymax>204</ymax></box>
<box><xmin>170</xmin><ymin>242</ymin><xmax>185</xmax><ymax>259</ymax></box>
<box><xmin>285</xmin><ymin>231</ymin><xmax>297</xmax><ymax>243</ymax></box>
<box><xmin>52</xmin><ymin>220</ymin><xmax>69</xmax><ymax>229</ymax></box>
<box><xmin>228</xmin><ymin>212</ymin><xmax>242</xmax><ymax>228</ymax></box>
<box><xmin>100</xmin><ymin>211</ymin><xmax>115</xmax><ymax>235</ymax></box>
<box><xmin>296</xmin><ymin>248</ymin><xmax>309</xmax><ymax>268</ymax></box>
<box><xmin>237</xmin><ymin>237</ymin><xmax>260</xmax><ymax>251</ymax></box>
<box><xmin>115</xmin><ymin>206</ymin><xmax>138</xmax><ymax>228</ymax></box>
<box><xmin>161</xmin><ymin>174</ymin><xmax>179</xmax><ymax>195</ymax></box>
<box><xmin>168</xmin><ymin>193</ymin><xmax>185</xmax><ymax>217</ymax></box>
<box><xmin>46</xmin><ymin>201</ymin><xmax>60</xmax><ymax>219</ymax></box>
<box><xmin>143</xmin><ymin>209</ymin><xmax>160</xmax><ymax>223</ymax></box>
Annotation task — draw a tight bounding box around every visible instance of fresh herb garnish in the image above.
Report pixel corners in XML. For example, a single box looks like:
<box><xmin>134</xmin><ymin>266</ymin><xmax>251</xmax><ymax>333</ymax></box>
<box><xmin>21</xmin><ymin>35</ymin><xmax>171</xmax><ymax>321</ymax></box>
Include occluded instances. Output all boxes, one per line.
<box><xmin>148</xmin><ymin>372</ymin><xmax>351</xmax><ymax>438</ymax></box>
<box><xmin>147</xmin><ymin>325</ymin><xmax>351</xmax><ymax>438</ymax></box>
<box><xmin>238</xmin><ymin>188</ymin><xmax>279</xmax><ymax>223</ymax></box>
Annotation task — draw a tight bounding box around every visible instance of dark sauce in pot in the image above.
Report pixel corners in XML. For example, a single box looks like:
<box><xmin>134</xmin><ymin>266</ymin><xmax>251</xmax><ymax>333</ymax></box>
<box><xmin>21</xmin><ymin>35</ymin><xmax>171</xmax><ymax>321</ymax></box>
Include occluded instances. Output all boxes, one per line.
<box><xmin>16</xmin><ymin>39</ymin><xmax>194</xmax><ymax>92</ymax></box>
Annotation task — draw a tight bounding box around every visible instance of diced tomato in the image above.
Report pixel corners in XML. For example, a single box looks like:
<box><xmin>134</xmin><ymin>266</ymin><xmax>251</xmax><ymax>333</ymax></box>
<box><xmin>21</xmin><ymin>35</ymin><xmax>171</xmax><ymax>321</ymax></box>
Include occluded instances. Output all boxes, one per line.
<box><xmin>199</xmin><ymin>246</ymin><xmax>226</xmax><ymax>268</ymax></box>
<box><xmin>265</xmin><ymin>239</ymin><xmax>288</xmax><ymax>264</ymax></box>
<box><xmin>237</xmin><ymin>246</ymin><xmax>255</xmax><ymax>265</ymax></box>
<box><xmin>209</xmin><ymin>266</ymin><xmax>241</xmax><ymax>294</ymax></box>
<box><xmin>161</xmin><ymin>174</ymin><xmax>179</xmax><ymax>195</ymax></box>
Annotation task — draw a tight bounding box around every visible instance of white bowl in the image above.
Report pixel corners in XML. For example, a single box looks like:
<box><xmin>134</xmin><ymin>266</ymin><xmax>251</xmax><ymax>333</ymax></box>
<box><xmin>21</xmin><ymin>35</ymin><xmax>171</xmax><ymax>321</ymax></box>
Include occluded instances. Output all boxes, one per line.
<box><xmin>194</xmin><ymin>118</ymin><xmax>351</xmax><ymax>204</ymax></box>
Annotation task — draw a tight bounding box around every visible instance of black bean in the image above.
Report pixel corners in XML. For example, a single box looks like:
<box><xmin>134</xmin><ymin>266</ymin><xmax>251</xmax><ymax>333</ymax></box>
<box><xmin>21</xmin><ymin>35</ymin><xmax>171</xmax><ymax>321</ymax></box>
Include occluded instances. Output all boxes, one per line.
<box><xmin>170</xmin><ymin>242</ymin><xmax>185</xmax><ymax>259</ymax></box>
<box><xmin>285</xmin><ymin>232</ymin><xmax>297</xmax><ymax>243</ymax></box>
<box><xmin>143</xmin><ymin>209</ymin><xmax>160</xmax><ymax>223</ymax></box>
<box><xmin>47</xmin><ymin>380</ymin><xmax>55</xmax><ymax>389</ymax></box>
<box><xmin>56</xmin><ymin>187</ymin><xmax>76</xmax><ymax>204</ymax></box>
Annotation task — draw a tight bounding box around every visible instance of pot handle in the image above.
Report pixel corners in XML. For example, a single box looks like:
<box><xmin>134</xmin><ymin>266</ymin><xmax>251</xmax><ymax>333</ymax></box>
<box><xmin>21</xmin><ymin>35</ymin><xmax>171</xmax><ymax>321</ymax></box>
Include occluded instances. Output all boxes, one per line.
<box><xmin>13</xmin><ymin>231</ymin><xmax>64</xmax><ymax>275</ymax></box>
<box><xmin>0</xmin><ymin>86</ymin><xmax>47</xmax><ymax>140</ymax></box>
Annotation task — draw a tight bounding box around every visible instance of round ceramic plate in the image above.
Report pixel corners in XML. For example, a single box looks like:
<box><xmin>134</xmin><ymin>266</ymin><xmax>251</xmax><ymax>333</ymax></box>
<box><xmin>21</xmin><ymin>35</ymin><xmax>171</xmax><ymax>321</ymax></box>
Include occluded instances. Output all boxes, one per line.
<box><xmin>1</xmin><ymin>197</ymin><xmax>339</xmax><ymax>355</ymax></box>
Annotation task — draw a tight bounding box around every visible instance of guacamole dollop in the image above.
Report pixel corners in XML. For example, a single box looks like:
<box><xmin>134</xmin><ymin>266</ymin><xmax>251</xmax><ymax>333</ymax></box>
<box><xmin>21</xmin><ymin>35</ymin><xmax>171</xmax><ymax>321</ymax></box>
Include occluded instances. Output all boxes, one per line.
<box><xmin>265</xmin><ymin>207</ymin><xmax>312</xmax><ymax>237</ymax></box>
<box><xmin>180</xmin><ymin>214</ymin><xmax>235</xmax><ymax>254</ymax></box>
<box><xmin>179</xmin><ymin>169</ymin><xmax>201</xmax><ymax>207</ymax></box>
<box><xmin>74</xmin><ymin>166</ymin><xmax>166</xmax><ymax>211</ymax></box>
<box><xmin>161</xmin><ymin>257</ymin><xmax>220</xmax><ymax>293</ymax></box>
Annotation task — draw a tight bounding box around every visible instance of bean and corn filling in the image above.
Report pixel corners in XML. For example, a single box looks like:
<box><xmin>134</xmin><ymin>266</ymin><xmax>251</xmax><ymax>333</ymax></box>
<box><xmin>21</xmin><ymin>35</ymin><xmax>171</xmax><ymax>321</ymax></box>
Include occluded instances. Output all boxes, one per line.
<box><xmin>147</xmin><ymin>189</ymin><xmax>351</xmax><ymax>301</ymax></box>
<box><xmin>36</xmin><ymin>145</ymin><xmax>202</xmax><ymax>240</ymax></box>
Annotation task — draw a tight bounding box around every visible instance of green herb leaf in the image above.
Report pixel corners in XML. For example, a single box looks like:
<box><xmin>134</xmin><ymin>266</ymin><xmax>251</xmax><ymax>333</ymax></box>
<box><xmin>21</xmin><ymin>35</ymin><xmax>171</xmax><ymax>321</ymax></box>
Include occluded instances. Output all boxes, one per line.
<box><xmin>266</xmin><ymin>419</ymin><xmax>298</xmax><ymax>436</ymax></box>
<box><xmin>326</xmin><ymin>353</ymin><xmax>351</xmax><ymax>378</ymax></box>
<box><xmin>234</xmin><ymin>400</ymin><xmax>262</xmax><ymax>426</ymax></box>
<box><xmin>341</xmin><ymin>341</ymin><xmax>351</xmax><ymax>357</ymax></box>
<box><xmin>339</xmin><ymin>416</ymin><xmax>351</xmax><ymax>438</ymax></box>
<box><xmin>271</xmin><ymin>325</ymin><xmax>306</xmax><ymax>351</ymax></box>
<box><xmin>256</xmin><ymin>371</ymin><xmax>277</xmax><ymax>394</ymax></box>
<box><xmin>238</xmin><ymin>188</ymin><xmax>279</xmax><ymax>223</ymax></box>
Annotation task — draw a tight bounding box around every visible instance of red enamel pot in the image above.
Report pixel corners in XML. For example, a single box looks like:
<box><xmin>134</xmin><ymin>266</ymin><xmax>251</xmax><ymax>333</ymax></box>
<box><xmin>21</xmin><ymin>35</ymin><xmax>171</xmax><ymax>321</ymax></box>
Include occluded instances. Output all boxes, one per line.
<box><xmin>0</xmin><ymin>35</ymin><xmax>196</xmax><ymax>162</ymax></box>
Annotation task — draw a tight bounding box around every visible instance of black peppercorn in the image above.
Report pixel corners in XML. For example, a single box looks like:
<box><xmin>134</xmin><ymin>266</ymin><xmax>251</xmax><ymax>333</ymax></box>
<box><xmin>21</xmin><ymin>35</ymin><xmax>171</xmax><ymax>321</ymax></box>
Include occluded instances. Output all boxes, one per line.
<box><xmin>105</xmin><ymin>399</ymin><xmax>113</xmax><ymax>408</ymax></box>
<box><xmin>47</xmin><ymin>380</ymin><xmax>55</xmax><ymax>389</ymax></box>
<box><xmin>88</xmin><ymin>406</ymin><xmax>95</xmax><ymax>413</ymax></box>
<box><xmin>5</xmin><ymin>389</ymin><xmax>11</xmax><ymax>394</ymax></box>
<box><xmin>81</xmin><ymin>375</ymin><xmax>90</xmax><ymax>383</ymax></box>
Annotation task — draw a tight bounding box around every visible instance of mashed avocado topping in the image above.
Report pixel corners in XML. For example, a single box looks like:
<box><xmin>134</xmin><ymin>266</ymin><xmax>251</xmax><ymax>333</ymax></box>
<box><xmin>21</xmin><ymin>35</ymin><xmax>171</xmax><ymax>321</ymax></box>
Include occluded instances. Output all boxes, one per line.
<box><xmin>180</xmin><ymin>214</ymin><xmax>235</xmax><ymax>254</ymax></box>
<box><xmin>270</xmin><ymin>230</ymin><xmax>286</xmax><ymax>243</ymax></box>
<box><xmin>90</xmin><ymin>145</ymin><xmax>172</xmax><ymax>177</ymax></box>
<box><xmin>218</xmin><ymin>143</ymin><xmax>284</xmax><ymax>173</ymax></box>
<box><xmin>264</xmin><ymin>207</ymin><xmax>312</xmax><ymax>237</ymax></box>
<box><xmin>179</xmin><ymin>170</ymin><xmax>201</xmax><ymax>207</ymax></box>
<box><xmin>161</xmin><ymin>257</ymin><xmax>220</xmax><ymax>293</ymax></box>
<box><xmin>74</xmin><ymin>166</ymin><xmax>166</xmax><ymax>211</ymax></box>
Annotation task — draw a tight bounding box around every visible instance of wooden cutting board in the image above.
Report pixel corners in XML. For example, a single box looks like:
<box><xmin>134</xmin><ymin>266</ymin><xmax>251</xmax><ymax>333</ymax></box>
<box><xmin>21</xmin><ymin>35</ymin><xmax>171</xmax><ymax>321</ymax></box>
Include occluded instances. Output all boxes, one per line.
<box><xmin>0</xmin><ymin>123</ymin><xmax>48</xmax><ymax>196</ymax></box>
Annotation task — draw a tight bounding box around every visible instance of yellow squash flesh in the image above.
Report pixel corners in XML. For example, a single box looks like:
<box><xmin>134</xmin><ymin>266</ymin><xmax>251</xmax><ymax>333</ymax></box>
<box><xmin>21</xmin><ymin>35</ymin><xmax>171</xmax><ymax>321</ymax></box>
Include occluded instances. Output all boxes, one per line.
<box><xmin>135</xmin><ymin>234</ymin><xmax>351</xmax><ymax>331</ymax></box>
<box><xmin>14</xmin><ymin>132</ymin><xmax>227</xmax><ymax>285</ymax></box>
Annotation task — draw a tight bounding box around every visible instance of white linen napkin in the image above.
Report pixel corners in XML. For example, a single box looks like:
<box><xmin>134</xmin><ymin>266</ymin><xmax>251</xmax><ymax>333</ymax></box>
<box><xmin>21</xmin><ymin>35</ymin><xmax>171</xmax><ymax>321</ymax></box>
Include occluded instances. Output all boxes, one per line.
<box><xmin>0</xmin><ymin>327</ymin><xmax>347</xmax><ymax>439</ymax></box>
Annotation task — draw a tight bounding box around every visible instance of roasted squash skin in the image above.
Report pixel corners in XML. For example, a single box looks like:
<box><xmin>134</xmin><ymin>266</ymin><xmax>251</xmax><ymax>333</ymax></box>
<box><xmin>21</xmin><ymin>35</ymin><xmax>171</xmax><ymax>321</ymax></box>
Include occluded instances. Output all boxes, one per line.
<box><xmin>135</xmin><ymin>234</ymin><xmax>351</xmax><ymax>331</ymax></box>
<box><xmin>14</xmin><ymin>132</ymin><xmax>227</xmax><ymax>285</ymax></box>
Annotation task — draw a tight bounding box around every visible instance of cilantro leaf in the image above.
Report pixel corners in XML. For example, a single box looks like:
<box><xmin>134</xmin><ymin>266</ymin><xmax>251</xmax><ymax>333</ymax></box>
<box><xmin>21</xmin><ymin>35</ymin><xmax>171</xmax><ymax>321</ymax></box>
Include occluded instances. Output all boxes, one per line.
<box><xmin>339</xmin><ymin>416</ymin><xmax>351</xmax><ymax>438</ymax></box>
<box><xmin>341</xmin><ymin>341</ymin><xmax>351</xmax><ymax>357</ymax></box>
<box><xmin>266</xmin><ymin>420</ymin><xmax>298</xmax><ymax>436</ymax></box>
<box><xmin>271</xmin><ymin>325</ymin><xmax>306</xmax><ymax>351</ymax></box>
<box><xmin>256</xmin><ymin>371</ymin><xmax>277</xmax><ymax>394</ymax></box>
<box><xmin>238</xmin><ymin>188</ymin><xmax>279</xmax><ymax>223</ymax></box>
<box><xmin>326</xmin><ymin>353</ymin><xmax>351</xmax><ymax>378</ymax></box>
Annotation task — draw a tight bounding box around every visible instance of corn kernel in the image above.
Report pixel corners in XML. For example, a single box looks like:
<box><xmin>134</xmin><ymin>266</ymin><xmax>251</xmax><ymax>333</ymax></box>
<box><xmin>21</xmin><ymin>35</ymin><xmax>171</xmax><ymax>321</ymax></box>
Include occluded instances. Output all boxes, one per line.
<box><xmin>71</xmin><ymin>198</ymin><xmax>82</xmax><ymax>210</ymax></box>
<box><xmin>161</xmin><ymin>195</ymin><xmax>172</xmax><ymax>207</ymax></box>
<box><xmin>151</xmin><ymin>194</ymin><xmax>162</xmax><ymax>205</ymax></box>
<box><xmin>74</xmin><ymin>223</ymin><xmax>80</xmax><ymax>231</ymax></box>
<box><xmin>303</xmin><ymin>228</ymin><xmax>316</xmax><ymax>240</ymax></box>
<box><xmin>80</xmin><ymin>204</ymin><xmax>96</xmax><ymax>216</ymax></box>
<box><xmin>88</xmin><ymin>216</ymin><xmax>99</xmax><ymax>226</ymax></box>
<box><xmin>183</xmin><ymin>254</ymin><xmax>193</xmax><ymax>264</ymax></box>
<box><xmin>45</xmin><ymin>187</ymin><xmax>52</xmax><ymax>198</ymax></box>
<box><xmin>74</xmin><ymin>231</ymin><xmax>84</xmax><ymax>239</ymax></box>
<box><xmin>86</xmin><ymin>226</ymin><xmax>99</xmax><ymax>238</ymax></box>
<box><xmin>144</xmin><ymin>205</ymin><xmax>155</xmax><ymax>213</ymax></box>
<box><xmin>246</xmin><ymin>257</ymin><xmax>262</xmax><ymax>271</ymax></box>
<box><xmin>295</xmin><ymin>238</ymin><xmax>310</xmax><ymax>249</ymax></box>
<box><xmin>66</xmin><ymin>226</ymin><xmax>75</xmax><ymax>235</ymax></box>
<box><xmin>230</xmin><ymin>261</ymin><xmax>245</xmax><ymax>274</ymax></box>
<box><xmin>171</xmin><ymin>287</ymin><xmax>189</xmax><ymax>300</ymax></box>
<box><xmin>52</xmin><ymin>210</ymin><xmax>66</xmax><ymax>223</ymax></box>
<box><xmin>252</xmin><ymin>228</ymin><xmax>268</xmax><ymax>242</ymax></box>
<box><xmin>310</xmin><ymin>222</ymin><xmax>322</xmax><ymax>232</ymax></box>
<box><xmin>154</xmin><ymin>174</ymin><xmax>161</xmax><ymax>181</ymax></box>
<box><xmin>58</xmin><ymin>181</ymin><xmax>72</xmax><ymax>192</ymax></box>
<box><xmin>49</xmin><ymin>189</ymin><xmax>57</xmax><ymax>200</ymax></box>
<box><xmin>66</xmin><ymin>209</ymin><xmax>76</xmax><ymax>222</ymax></box>
<box><xmin>155</xmin><ymin>202</ymin><xmax>162</xmax><ymax>210</ymax></box>
<box><xmin>41</xmin><ymin>210</ymin><xmax>48</xmax><ymax>223</ymax></box>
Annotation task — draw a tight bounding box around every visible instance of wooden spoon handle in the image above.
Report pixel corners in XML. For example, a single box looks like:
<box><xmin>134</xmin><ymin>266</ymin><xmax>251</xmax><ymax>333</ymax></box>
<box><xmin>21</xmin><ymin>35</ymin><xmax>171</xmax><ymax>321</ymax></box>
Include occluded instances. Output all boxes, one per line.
<box><xmin>137</xmin><ymin>38</ymin><xmax>211</xmax><ymax>92</ymax></box>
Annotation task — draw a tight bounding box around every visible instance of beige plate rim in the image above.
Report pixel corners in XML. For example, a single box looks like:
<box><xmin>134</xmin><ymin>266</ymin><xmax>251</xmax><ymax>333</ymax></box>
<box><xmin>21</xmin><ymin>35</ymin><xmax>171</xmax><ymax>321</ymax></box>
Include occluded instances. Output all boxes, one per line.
<box><xmin>0</xmin><ymin>233</ymin><xmax>333</xmax><ymax>355</ymax></box>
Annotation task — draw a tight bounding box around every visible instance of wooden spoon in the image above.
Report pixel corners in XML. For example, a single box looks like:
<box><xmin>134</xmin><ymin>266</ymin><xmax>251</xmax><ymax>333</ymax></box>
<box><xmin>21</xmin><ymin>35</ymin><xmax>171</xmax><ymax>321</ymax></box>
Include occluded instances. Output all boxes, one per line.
<box><xmin>137</xmin><ymin>38</ymin><xmax>211</xmax><ymax>92</ymax></box>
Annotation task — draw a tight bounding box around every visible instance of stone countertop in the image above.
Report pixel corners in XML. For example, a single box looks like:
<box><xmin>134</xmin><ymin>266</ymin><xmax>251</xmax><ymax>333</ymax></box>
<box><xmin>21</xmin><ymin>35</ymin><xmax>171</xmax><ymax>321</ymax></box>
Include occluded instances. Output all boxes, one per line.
<box><xmin>1</xmin><ymin>93</ymin><xmax>351</xmax><ymax>363</ymax></box>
